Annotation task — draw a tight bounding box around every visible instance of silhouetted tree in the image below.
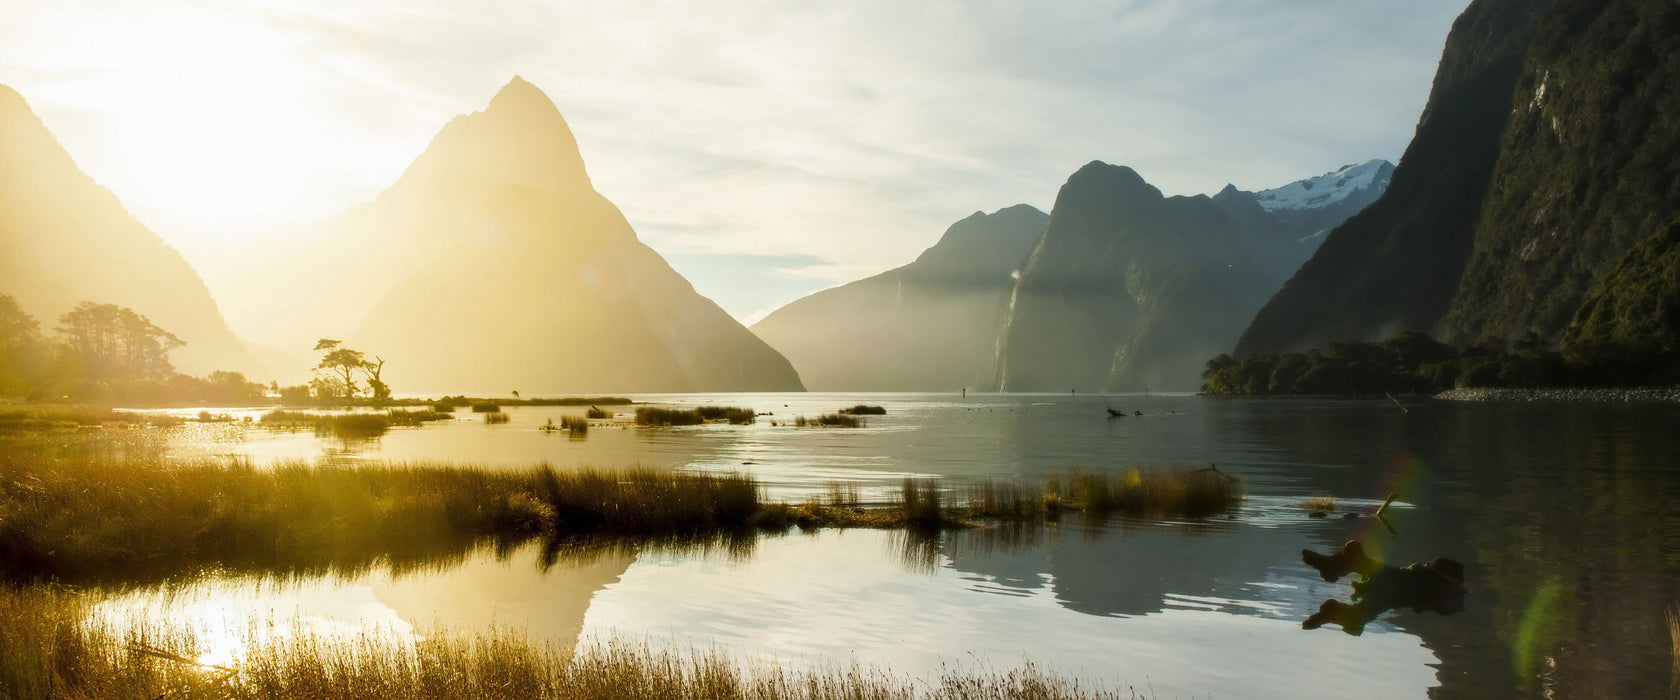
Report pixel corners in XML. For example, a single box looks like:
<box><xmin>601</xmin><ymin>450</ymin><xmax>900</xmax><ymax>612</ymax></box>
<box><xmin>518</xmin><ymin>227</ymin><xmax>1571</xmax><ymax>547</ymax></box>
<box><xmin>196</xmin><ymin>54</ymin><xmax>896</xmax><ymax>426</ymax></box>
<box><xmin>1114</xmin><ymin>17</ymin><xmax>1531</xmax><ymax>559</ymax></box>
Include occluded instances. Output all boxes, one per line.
<box><xmin>57</xmin><ymin>302</ymin><xmax>182</xmax><ymax>382</ymax></box>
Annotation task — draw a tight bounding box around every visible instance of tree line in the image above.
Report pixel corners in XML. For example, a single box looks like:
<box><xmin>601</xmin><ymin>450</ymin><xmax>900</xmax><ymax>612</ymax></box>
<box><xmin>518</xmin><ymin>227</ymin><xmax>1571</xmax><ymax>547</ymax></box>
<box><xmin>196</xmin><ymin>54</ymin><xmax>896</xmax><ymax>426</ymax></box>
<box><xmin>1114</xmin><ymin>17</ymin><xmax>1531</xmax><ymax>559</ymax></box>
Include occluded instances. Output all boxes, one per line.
<box><xmin>1201</xmin><ymin>330</ymin><xmax>1677</xmax><ymax>396</ymax></box>
<box><xmin>1</xmin><ymin>293</ymin><xmax>393</xmax><ymax>406</ymax></box>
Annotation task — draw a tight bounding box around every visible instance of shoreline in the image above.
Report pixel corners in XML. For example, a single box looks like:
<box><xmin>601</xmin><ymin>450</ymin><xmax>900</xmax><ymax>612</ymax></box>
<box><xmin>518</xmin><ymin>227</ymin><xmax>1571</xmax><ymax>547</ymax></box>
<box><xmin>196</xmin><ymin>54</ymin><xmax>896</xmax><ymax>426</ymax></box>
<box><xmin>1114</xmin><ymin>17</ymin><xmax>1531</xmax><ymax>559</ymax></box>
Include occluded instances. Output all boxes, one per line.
<box><xmin>1432</xmin><ymin>387</ymin><xmax>1680</xmax><ymax>402</ymax></box>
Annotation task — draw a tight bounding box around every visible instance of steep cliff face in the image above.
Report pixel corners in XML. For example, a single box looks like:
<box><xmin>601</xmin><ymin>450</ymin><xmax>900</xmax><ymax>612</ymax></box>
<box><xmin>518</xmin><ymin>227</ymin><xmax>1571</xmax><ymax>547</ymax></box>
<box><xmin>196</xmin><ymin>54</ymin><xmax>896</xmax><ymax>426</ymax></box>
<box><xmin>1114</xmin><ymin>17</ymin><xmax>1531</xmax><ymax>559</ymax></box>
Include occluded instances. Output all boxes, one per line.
<box><xmin>1236</xmin><ymin>0</ymin><xmax>1556</xmax><ymax>355</ymax></box>
<box><xmin>994</xmin><ymin>163</ymin><xmax>1284</xmax><ymax>392</ymax></box>
<box><xmin>269</xmin><ymin>77</ymin><xmax>804</xmax><ymax>393</ymax></box>
<box><xmin>0</xmin><ymin>83</ymin><xmax>262</xmax><ymax>376</ymax></box>
<box><xmin>1561</xmin><ymin>219</ymin><xmax>1680</xmax><ymax>374</ymax></box>
<box><xmin>750</xmin><ymin>205</ymin><xmax>1047</xmax><ymax>391</ymax></box>
<box><xmin>1440</xmin><ymin>0</ymin><xmax>1680</xmax><ymax>344</ymax></box>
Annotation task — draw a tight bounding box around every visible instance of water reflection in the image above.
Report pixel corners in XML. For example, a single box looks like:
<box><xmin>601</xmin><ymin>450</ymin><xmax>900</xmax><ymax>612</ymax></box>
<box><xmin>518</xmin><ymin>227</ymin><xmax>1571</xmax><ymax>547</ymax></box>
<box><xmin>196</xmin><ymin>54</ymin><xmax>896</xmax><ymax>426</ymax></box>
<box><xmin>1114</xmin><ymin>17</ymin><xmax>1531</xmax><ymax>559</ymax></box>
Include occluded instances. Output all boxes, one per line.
<box><xmin>1300</xmin><ymin>541</ymin><xmax>1467</xmax><ymax>635</ymax></box>
<box><xmin>71</xmin><ymin>394</ymin><xmax>1680</xmax><ymax>697</ymax></box>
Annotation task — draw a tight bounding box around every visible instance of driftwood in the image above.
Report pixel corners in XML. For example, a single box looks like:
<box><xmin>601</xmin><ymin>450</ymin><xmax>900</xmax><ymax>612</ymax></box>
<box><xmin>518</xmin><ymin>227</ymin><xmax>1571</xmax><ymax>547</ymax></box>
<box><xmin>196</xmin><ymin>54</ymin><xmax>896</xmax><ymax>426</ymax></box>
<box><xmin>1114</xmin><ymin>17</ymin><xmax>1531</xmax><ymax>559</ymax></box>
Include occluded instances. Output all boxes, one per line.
<box><xmin>1301</xmin><ymin>541</ymin><xmax>1466</xmax><ymax>635</ymax></box>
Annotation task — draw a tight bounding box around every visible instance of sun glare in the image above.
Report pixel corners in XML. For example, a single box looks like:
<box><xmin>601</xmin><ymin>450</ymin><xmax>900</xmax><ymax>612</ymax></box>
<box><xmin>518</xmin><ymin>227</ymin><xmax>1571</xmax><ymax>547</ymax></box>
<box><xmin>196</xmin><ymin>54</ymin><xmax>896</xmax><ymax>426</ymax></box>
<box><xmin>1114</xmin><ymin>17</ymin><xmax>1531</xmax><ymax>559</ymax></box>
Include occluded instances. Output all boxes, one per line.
<box><xmin>55</xmin><ymin>9</ymin><xmax>327</xmax><ymax>227</ymax></box>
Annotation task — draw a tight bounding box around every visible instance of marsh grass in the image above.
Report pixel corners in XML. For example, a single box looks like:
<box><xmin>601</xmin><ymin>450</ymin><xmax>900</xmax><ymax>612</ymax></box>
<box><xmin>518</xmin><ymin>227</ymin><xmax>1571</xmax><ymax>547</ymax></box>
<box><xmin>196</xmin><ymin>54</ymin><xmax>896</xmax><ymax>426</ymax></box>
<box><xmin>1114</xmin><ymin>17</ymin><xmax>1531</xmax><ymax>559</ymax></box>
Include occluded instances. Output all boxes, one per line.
<box><xmin>901</xmin><ymin>478</ymin><xmax>943</xmax><ymax>530</ymax></box>
<box><xmin>585</xmin><ymin>406</ymin><xmax>614</xmax><ymax>419</ymax></box>
<box><xmin>0</xmin><ymin>405</ymin><xmax>171</xmax><ymax>431</ymax></box>
<box><xmin>1050</xmin><ymin>468</ymin><xmax>1240</xmax><ymax>518</ymax></box>
<box><xmin>1300</xmin><ymin>494</ymin><xmax>1337</xmax><ymax>517</ymax></box>
<box><xmin>387</xmin><ymin>409</ymin><xmax>452</xmax><ymax>425</ymax></box>
<box><xmin>838</xmin><ymin>405</ymin><xmax>887</xmax><ymax>416</ymax></box>
<box><xmin>794</xmin><ymin>414</ymin><xmax>863</xmax><ymax>428</ymax></box>
<box><xmin>560</xmin><ymin>416</ymin><xmax>589</xmax><ymax>434</ymax></box>
<box><xmin>0</xmin><ymin>443</ymin><xmax>777</xmax><ymax>582</ymax></box>
<box><xmin>635</xmin><ymin>407</ymin><xmax>755</xmax><ymax>426</ymax></box>
<box><xmin>471</xmin><ymin>402</ymin><xmax>501</xmax><ymax>413</ymax></box>
<box><xmin>260</xmin><ymin>410</ymin><xmax>392</xmax><ymax>437</ymax></box>
<box><xmin>483</xmin><ymin>412</ymin><xmax>511</xmax><ymax>425</ymax></box>
<box><xmin>0</xmin><ymin>586</ymin><xmax>1143</xmax><ymax>700</ymax></box>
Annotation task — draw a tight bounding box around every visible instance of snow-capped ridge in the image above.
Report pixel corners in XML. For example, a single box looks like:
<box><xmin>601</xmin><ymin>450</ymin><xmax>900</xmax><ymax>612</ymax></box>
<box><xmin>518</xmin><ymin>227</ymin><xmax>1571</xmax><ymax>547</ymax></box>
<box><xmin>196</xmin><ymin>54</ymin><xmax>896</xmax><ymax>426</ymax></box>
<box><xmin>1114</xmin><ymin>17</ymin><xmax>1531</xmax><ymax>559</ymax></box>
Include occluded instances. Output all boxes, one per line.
<box><xmin>1253</xmin><ymin>159</ymin><xmax>1394</xmax><ymax>212</ymax></box>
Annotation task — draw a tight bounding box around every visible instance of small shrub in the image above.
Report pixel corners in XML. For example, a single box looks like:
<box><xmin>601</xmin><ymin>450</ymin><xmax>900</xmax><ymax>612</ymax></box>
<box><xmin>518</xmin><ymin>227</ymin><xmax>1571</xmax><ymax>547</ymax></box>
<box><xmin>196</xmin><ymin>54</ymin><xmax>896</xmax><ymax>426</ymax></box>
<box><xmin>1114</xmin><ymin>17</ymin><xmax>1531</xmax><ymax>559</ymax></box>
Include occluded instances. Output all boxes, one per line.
<box><xmin>838</xmin><ymin>404</ymin><xmax>886</xmax><ymax>415</ymax></box>
<box><xmin>483</xmin><ymin>412</ymin><xmax>510</xmax><ymax>424</ymax></box>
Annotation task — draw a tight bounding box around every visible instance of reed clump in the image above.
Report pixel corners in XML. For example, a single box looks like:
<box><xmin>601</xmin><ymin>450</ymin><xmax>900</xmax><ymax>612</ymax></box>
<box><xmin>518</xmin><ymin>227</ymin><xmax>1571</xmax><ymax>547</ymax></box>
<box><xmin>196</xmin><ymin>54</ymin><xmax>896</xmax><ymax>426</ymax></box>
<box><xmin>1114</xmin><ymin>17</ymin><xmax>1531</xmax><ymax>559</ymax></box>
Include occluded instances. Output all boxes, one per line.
<box><xmin>901</xmin><ymin>478</ymin><xmax>943</xmax><ymax>530</ymax></box>
<box><xmin>470</xmin><ymin>401</ymin><xmax>501</xmax><ymax>413</ymax></box>
<box><xmin>794</xmin><ymin>414</ymin><xmax>863</xmax><ymax>428</ymax></box>
<box><xmin>483</xmin><ymin>412</ymin><xmax>511</xmax><ymax>425</ymax></box>
<box><xmin>560</xmin><ymin>416</ymin><xmax>589</xmax><ymax>434</ymax></box>
<box><xmin>695</xmin><ymin>406</ymin><xmax>757</xmax><ymax>425</ymax></box>
<box><xmin>585</xmin><ymin>406</ymin><xmax>614</xmax><ymax>419</ymax></box>
<box><xmin>260</xmin><ymin>410</ymin><xmax>392</xmax><ymax>437</ymax></box>
<box><xmin>635</xmin><ymin>406</ymin><xmax>755</xmax><ymax>426</ymax></box>
<box><xmin>1300</xmin><ymin>494</ymin><xmax>1337</xmax><ymax>517</ymax></box>
<box><xmin>0</xmin><ymin>586</ymin><xmax>1140</xmax><ymax>700</ymax></box>
<box><xmin>838</xmin><ymin>404</ymin><xmax>887</xmax><ymax>415</ymax></box>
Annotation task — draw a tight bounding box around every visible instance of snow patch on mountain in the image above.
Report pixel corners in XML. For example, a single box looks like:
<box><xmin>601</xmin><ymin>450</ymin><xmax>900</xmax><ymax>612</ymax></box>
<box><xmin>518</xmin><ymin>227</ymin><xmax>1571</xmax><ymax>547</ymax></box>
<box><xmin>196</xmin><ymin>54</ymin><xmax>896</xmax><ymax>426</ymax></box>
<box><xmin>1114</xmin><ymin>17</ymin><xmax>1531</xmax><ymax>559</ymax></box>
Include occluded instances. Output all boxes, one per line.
<box><xmin>1254</xmin><ymin>159</ymin><xmax>1394</xmax><ymax>212</ymax></box>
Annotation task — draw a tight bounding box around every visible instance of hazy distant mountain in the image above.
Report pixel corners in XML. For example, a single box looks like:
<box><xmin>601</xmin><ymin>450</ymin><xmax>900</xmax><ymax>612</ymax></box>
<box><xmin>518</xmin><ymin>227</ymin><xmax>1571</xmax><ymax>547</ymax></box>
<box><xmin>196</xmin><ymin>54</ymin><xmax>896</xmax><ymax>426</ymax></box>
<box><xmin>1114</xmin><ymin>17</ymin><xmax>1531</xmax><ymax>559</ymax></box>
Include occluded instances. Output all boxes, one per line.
<box><xmin>1237</xmin><ymin>0</ymin><xmax>1679</xmax><ymax>360</ymax></box>
<box><xmin>254</xmin><ymin>77</ymin><xmax>803</xmax><ymax>393</ymax></box>
<box><xmin>992</xmin><ymin>162</ymin><xmax>1288</xmax><ymax>392</ymax></box>
<box><xmin>0</xmin><ymin>83</ymin><xmax>262</xmax><ymax>377</ymax></box>
<box><xmin>1212</xmin><ymin>159</ymin><xmax>1394</xmax><ymax>272</ymax></box>
<box><xmin>750</xmin><ymin>205</ymin><xmax>1047</xmax><ymax>391</ymax></box>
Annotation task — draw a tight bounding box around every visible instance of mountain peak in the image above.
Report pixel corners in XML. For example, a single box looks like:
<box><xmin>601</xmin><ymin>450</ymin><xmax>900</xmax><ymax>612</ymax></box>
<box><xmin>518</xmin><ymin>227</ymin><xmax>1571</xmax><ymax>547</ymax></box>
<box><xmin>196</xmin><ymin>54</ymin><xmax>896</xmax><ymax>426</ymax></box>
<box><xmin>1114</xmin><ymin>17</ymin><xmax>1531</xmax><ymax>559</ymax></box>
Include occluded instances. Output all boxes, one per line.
<box><xmin>1060</xmin><ymin>161</ymin><xmax>1163</xmax><ymax>209</ymax></box>
<box><xmin>486</xmin><ymin>75</ymin><xmax>559</xmax><ymax>117</ymax></box>
<box><xmin>1253</xmin><ymin>159</ymin><xmax>1394</xmax><ymax>212</ymax></box>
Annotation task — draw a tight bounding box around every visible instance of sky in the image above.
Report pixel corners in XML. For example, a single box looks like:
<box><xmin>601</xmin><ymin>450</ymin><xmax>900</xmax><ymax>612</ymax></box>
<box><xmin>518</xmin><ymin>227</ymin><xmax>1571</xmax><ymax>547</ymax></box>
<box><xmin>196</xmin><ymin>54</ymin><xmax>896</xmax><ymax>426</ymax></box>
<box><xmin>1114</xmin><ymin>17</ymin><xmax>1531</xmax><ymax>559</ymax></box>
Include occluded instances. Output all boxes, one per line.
<box><xmin>0</xmin><ymin>0</ymin><xmax>1470</xmax><ymax>325</ymax></box>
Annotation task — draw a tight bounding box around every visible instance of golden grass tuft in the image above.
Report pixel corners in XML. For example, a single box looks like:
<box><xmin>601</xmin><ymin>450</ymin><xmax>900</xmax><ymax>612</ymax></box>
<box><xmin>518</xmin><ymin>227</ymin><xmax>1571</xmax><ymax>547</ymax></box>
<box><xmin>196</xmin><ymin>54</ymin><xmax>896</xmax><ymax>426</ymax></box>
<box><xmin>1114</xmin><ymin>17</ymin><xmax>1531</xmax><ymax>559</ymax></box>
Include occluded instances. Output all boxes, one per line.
<box><xmin>1300</xmin><ymin>494</ymin><xmax>1337</xmax><ymax>517</ymax></box>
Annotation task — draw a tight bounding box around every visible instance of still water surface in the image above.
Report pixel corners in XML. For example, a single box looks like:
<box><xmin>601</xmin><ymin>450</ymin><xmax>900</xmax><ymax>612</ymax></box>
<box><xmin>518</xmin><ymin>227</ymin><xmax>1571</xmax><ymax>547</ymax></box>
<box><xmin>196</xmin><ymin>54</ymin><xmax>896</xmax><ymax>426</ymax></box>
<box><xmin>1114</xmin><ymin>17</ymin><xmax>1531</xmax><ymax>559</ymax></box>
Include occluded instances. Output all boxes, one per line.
<box><xmin>96</xmin><ymin>394</ymin><xmax>1680</xmax><ymax>698</ymax></box>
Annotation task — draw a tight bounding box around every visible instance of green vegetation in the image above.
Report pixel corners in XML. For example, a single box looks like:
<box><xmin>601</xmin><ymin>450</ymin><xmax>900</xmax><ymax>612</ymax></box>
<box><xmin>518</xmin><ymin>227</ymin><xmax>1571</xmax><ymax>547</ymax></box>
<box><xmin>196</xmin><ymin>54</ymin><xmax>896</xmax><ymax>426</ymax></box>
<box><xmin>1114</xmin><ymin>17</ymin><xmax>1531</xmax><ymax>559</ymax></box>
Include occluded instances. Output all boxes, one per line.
<box><xmin>0</xmin><ymin>587</ymin><xmax>1139</xmax><ymax>700</ymax></box>
<box><xmin>795</xmin><ymin>414</ymin><xmax>863</xmax><ymax>428</ymax></box>
<box><xmin>635</xmin><ymin>406</ymin><xmax>756</xmax><ymax>427</ymax></box>
<box><xmin>1200</xmin><ymin>330</ymin><xmax>1675</xmax><ymax>396</ymax></box>
<box><xmin>839</xmin><ymin>404</ymin><xmax>887</xmax><ymax>415</ymax></box>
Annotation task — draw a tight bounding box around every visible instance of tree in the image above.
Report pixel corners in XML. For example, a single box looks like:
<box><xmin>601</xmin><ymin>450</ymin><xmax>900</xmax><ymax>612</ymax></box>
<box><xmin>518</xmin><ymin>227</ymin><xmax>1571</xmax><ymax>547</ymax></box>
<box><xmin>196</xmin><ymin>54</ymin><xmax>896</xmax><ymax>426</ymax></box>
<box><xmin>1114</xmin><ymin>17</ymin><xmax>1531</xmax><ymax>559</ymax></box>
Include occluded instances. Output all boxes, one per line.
<box><xmin>365</xmin><ymin>356</ymin><xmax>390</xmax><ymax>402</ymax></box>
<box><xmin>311</xmin><ymin>339</ymin><xmax>392</xmax><ymax>402</ymax></box>
<box><xmin>56</xmin><ymin>302</ymin><xmax>183</xmax><ymax>382</ymax></box>
<box><xmin>316</xmin><ymin>346</ymin><xmax>366</xmax><ymax>399</ymax></box>
<box><xmin>0</xmin><ymin>294</ymin><xmax>46</xmax><ymax>396</ymax></box>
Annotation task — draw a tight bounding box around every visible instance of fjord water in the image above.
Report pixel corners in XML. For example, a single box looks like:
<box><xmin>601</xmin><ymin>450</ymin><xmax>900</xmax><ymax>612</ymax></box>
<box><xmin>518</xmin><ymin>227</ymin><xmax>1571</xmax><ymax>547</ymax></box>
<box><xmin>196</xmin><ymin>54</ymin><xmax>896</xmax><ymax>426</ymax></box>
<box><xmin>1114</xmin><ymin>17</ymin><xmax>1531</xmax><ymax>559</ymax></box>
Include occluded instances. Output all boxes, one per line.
<box><xmin>104</xmin><ymin>394</ymin><xmax>1680</xmax><ymax>698</ymax></box>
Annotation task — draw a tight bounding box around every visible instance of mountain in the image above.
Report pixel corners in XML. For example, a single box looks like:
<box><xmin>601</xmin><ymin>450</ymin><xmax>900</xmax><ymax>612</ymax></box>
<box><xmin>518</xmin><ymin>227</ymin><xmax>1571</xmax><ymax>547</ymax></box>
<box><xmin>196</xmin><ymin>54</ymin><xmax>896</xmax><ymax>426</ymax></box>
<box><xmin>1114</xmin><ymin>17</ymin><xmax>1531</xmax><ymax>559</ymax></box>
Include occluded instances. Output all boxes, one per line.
<box><xmin>0</xmin><ymin>83</ymin><xmax>262</xmax><ymax>377</ymax></box>
<box><xmin>1438</xmin><ymin>0</ymin><xmax>1680</xmax><ymax>345</ymax></box>
<box><xmin>750</xmin><ymin>205</ymin><xmax>1047</xmax><ymax>391</ymax></box>
<box><xmin>992</xmin><ymin>162</ymin><xmax>1289</xmax><ymax>392</ymax></box>
<box><xmin>1238</xmin><ymin>0</ymin><xmax>1680</xmax><ymax>360</ymax></box>
<box><xmin>1236</xmin><ymin>0</ymin><xmax>1556</xmax><ymax>354</ymax></box>
<box><xmin>1212</xmin><ymin>159</ymin><xmax>1394</xmax><ymax>272</ymax></box>
<box><xmin>258</xmin><ymin>77</ymin><xmax>803</xmax><ymax>393</ymax></box>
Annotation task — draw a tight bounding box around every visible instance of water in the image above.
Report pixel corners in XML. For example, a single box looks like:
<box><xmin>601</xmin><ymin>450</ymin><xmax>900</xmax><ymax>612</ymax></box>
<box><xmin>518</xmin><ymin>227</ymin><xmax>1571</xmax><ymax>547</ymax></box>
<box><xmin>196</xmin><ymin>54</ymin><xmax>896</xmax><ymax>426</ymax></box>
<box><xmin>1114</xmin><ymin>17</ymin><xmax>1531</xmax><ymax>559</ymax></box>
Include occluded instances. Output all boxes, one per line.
<box><xmin>78</xmin><ymin>394</ymin><xmax>1680</xmax><ymax>697</ymax></box>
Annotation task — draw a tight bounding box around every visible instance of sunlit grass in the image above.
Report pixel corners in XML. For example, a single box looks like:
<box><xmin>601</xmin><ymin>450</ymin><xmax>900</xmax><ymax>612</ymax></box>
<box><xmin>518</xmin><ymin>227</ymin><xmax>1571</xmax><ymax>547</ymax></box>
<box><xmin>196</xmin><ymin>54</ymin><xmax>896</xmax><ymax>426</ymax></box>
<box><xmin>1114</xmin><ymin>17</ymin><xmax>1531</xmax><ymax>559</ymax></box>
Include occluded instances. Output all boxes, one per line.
<box><xmin>0</xmin><ymin>405</ymin><xmax>177</xmax><ymax>430</ymax></box>
<box><xmin>260</xmin><ymin>410</ymin><xmax>391</xmax><ymax>437</ymax></box>
<box><xmin>0</xmin><ymin>586</ymin><xmax>1144</xmax><ymax>700</ymax></box>
<box><xmin>0</xmin><ymin>434</ymin><xmax>1242</xmax><ymax>584</ymax></box>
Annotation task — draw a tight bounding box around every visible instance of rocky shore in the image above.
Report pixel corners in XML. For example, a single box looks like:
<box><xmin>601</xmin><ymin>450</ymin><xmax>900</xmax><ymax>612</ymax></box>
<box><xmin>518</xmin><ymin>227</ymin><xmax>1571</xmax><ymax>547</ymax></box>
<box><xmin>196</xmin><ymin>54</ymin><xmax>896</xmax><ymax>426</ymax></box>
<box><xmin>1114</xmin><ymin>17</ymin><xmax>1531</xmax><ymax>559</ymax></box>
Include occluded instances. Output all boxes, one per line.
<box><xmin>1434</xmin><ymin>387</ymin><xmax>1680</xmax><ymax>402</ymax></box>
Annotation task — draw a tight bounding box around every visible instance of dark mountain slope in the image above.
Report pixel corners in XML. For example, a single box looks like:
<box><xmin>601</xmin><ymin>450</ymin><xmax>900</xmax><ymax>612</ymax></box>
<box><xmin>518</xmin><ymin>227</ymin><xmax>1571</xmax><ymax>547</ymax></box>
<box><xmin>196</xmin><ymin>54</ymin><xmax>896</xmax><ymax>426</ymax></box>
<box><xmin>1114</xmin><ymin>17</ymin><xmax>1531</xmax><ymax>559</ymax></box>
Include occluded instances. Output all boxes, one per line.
<box><xmin>1236</xmin><ymin>0</ymin><xmax>1556</xmax><ymax>355</ymax></box>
